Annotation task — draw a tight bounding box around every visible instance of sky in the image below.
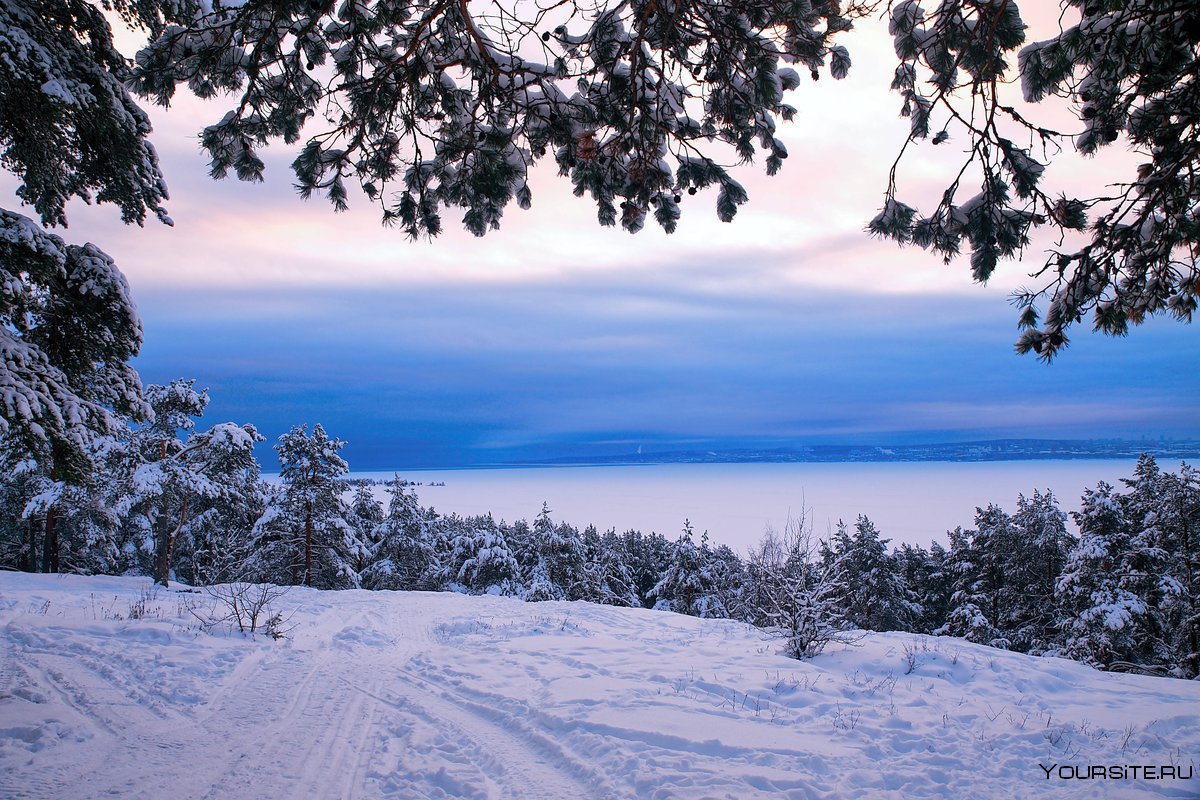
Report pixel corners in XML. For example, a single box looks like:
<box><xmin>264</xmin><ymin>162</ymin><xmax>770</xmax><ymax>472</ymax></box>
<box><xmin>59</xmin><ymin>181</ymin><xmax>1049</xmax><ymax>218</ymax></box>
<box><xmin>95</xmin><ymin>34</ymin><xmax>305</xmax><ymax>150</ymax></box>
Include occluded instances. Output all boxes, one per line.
<box><xmin>8</xmin><ymin>9</ymin><xmax>1198</xmax><ymax>470</ymax></box>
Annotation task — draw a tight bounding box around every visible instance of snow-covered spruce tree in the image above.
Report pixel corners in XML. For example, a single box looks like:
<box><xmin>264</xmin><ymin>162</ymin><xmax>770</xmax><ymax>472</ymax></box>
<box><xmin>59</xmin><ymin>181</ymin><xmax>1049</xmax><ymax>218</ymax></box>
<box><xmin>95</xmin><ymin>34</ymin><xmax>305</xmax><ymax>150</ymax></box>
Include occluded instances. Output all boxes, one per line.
<box><xmin>1154</xmin><ymin>463</ymin><xmax>1200</xmax><ymax>677</ymax></box>
<box><xmin>702</xmin><ymin>538</ymin><xmax>746</xmax><ymax>620</ymax></box>
<box><xmin>620</xmin><ymin>529</ymin><xmax>674</xmax><ymax>608</ymax></box>
<box><xmin>1112</xmin><ymin>455</ymin><xmax>1183</xmax><ymax>670</ymax></box>
<box><xmin>871</xmin><ymin>0</ymin><xmax>1200</xmax><ymax>358</ymax></box>
<box><xmin>894</xmin><ymin>540</ymin><xmax>952</xmax><ymax>634</ymax></box>
<box><xmin>938</xmin><ymin>520</ymin><xmax>1007</xmax><ymax>647</ymax></box>
<box><xmin>361</xmin><ymin>476</ymin><xmax>441</xmax><ymax>591</ymax></box>
<box><xmin>181</xmin><ymin>445</ymin><xmax>268</xmax><ymax>586</ymax></box>
<box><xmin>822</xmin><ymin>515</ymin><xmax>915</xmax><ymax>632</ymax></box>
<box><xmin>524</xmin><ymin>503</ymin><xmax>587</xmax><ymax>602</ymax></box>
<box><xmin>128</xmin><ymin>0</ymin><xmax>867</xmax><ymax>238</ymax></box>
<box><xmin>577</xmin><ymin>525</ymin><xmax>640</xmax><ymax>607</ymax></box>
<box><xmin>650</xmin><ymin>520</ymin><xmax>717</xmax><ymax>617</ymax></box>
<box><xmin>346</xmin><ymin>479</ymin><xmax>385</xmax><ymax>573</ymax></box>
<box><xmin>246</xmin><ymin>424</ymin><xmax>362</xmax><ymax>589</ymax></box>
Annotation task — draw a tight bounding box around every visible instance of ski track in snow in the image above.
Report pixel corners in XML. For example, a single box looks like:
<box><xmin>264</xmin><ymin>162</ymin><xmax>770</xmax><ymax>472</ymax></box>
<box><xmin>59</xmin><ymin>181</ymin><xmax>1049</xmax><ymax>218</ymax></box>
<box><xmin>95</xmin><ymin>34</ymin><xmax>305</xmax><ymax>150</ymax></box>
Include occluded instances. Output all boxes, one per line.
<box><xmin>2</xmin><ymin>574</ymin><xmax>1199</xmax><ymax>799</ymax></box>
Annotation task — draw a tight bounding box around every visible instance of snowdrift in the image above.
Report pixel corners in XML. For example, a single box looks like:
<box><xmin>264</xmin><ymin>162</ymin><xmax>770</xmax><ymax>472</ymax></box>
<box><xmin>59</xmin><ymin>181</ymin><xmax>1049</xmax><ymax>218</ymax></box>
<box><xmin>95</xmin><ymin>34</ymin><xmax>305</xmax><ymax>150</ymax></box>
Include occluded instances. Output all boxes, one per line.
<box><xmin>1</xmin><ymin>573</ymin><xmax>1196</xmax><ymax>799</ymax></box>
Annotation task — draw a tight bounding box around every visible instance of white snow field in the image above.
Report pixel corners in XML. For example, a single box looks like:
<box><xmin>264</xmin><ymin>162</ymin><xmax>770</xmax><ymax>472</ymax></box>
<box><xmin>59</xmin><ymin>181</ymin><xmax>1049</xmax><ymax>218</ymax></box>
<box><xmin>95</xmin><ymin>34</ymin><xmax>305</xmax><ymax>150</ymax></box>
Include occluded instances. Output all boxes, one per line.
<box><xmin>1</xmin><ymin>573</ymin><xmax>1197</xmax><ymax>800</ymax></box>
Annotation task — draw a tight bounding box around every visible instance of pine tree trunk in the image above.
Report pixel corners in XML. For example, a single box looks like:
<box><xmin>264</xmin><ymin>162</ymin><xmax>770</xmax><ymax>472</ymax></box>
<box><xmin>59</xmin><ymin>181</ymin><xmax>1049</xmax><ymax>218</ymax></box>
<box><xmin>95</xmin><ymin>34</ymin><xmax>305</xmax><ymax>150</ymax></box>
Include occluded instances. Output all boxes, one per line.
<box><xmin>42</xmin><ymin>507</ymin><xmax>59</xmax><ymax>573</ymax></box>
<box><xmin>153</xmin><ymin>496</ymin><xmax>188</xmax><ymax>588</ymax></box>
<box><xmin>304</xmin><ymin>501</ymin><xmax>313</xmax><ymax>587</ymax></box>
<box><xmin>20</xmin><ymin>518</ymin><xmax>36</xmax><ymax>572</ymax></box>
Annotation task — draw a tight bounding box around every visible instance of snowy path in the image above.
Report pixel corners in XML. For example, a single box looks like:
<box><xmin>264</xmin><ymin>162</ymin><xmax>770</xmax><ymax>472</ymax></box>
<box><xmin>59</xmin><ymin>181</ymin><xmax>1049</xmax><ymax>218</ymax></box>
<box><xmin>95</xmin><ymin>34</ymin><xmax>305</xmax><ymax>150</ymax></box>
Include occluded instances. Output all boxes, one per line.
<box><xmin>2</xmin><ymin>574</ymin><xmax>1199</xmax><ymax>799</ymax></box>
<box><xmin>1</xmin><ymin>587</ymin><xmax>609</xmax><ymax>799</ymax></box>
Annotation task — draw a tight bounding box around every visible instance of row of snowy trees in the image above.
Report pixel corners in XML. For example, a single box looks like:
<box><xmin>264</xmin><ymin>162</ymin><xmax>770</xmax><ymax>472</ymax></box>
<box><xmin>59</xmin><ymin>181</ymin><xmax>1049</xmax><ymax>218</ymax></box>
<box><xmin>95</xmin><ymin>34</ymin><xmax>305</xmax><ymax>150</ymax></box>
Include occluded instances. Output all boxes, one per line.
<box><xmin>0</xmin><ymin>381</ymin><xmax>1196</xmax><ymax>678</ymax></box>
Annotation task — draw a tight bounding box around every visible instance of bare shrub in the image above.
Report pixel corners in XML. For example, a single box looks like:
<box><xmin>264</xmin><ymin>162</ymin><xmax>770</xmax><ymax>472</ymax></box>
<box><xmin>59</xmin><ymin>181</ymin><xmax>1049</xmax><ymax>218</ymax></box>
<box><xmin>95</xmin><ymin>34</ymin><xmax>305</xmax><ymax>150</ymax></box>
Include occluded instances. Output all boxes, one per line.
<box><xmin>192</xmin><ymin>582</ymin><xmax>293</xmax><ymax>640</ymax></box>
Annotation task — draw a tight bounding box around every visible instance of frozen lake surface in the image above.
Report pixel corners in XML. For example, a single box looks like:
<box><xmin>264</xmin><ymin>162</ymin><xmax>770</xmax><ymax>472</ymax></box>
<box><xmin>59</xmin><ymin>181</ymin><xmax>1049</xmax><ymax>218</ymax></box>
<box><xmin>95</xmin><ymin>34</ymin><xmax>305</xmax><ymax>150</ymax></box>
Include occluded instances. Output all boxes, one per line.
<box><xmin>350</xmin><ymin>459</ymin><xmax>1146</xmax><ymax>552</ymax></box>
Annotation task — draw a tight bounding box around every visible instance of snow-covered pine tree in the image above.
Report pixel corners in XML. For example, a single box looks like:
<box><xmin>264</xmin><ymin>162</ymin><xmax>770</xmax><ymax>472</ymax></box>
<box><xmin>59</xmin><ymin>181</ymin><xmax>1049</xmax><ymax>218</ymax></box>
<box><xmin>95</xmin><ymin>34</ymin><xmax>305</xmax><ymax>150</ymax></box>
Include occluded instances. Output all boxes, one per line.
<box><xmin>117</xmin><ymin>380</ymin><xmax>264</xmax><ymax>587</ymax></box>
<box><xmin>576</xmin><ymin>525</ymin><xmax>640</xmax><ymax>607</ymax></box>
<box><xmin>440</xmin><ymin>513</ymin><xmax>522</xmax><ymax>595</ymax></box>
<box><xmin>1057</xmin><ymin>481</ymin><xmax>1149</xmax><ymax>669</ymax></box>
<box><xmin>6</xmin><ymin>0</ymin><xmax>1196</xmax><ymax>365</ymax></box>
<box><xmin>0</xmin><ymin>446</ymin><xmax>43</xmax><ymax>570</ymax></box>
<box><xmin>0</xmin><ymin>0</ymin><xmax>166</xmax><ymax>556</ymax></box>
<box><xmin>1008</xmin><ymin>490</ymin><xmax>1073</xmax><ymax>653</ymax></box>
<box><xmin>362</xmin><ymin>477</ymin><xmax>441</xmax><ymax>591</ymax></box>
<box><xmin>524</xmin><ymin>503</ymin><xmax>588</xmax><ymax>602</ymax></box>
<box><xmin>0</xmin><ymin>212</ymin><xmax>151</xmax><ymax>570</ymax></box>
<box><xmin>246</xmin><ymin>424</ymin><xmax>361</xmax><ymax>589</ymax></box>
<box><xmin>128</xmin><ymin>0</ymin><xmax>865</xmax><ymax>238</ymax></box>
<box><xmin>6</xmin><ymin>431</ymin><xmax>130</xmax><ymax>576</ymax></box>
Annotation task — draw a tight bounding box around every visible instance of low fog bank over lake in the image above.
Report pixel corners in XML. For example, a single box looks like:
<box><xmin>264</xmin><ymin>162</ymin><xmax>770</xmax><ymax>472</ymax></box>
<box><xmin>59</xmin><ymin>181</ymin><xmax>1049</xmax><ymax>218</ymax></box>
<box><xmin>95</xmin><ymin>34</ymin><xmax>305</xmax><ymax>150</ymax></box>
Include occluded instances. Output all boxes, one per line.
<box><xmin>349</xmin><ymin>459</ymin><xmax>1147</xmax><ymax>553</ymax></box>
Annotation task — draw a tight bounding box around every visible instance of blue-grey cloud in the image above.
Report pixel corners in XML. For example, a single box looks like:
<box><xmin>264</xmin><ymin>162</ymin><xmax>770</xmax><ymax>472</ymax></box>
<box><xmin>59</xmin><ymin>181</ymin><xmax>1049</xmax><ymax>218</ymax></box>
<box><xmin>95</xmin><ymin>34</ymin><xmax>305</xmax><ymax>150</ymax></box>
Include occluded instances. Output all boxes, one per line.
<box><xmin>130</xmin><ymin>260</ymin><xmax>1200</xmax><ymax>470</ymax></box>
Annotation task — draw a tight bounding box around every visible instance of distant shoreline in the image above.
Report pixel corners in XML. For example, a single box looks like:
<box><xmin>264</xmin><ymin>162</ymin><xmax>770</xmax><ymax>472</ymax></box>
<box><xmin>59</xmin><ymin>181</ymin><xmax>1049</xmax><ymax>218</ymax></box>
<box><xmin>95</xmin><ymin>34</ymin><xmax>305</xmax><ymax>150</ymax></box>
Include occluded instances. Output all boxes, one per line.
<box><xmin>312</xmin><ymin>438</ymin><xmax>1199</xmax><ymax>475</ymax></box>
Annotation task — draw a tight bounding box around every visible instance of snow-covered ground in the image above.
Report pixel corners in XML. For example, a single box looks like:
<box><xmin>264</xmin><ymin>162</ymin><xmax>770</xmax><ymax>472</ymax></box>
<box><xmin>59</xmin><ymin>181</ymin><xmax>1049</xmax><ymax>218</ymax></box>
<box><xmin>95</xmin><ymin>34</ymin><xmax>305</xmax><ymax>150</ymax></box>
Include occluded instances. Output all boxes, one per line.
<box><xmin>1</xmin><ymin>573</ymin><xmax>1197</xmax><ymax>799</ymax></box>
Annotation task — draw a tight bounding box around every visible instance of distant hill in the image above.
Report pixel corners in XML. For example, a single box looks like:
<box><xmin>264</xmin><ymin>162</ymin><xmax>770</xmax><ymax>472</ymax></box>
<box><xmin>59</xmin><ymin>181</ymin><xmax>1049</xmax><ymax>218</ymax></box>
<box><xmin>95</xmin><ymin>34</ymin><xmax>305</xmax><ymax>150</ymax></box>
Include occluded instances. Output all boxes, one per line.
<box><xmin>511</xmin><ymin>438</ymin><xmax>1200</xmax><ymax>467</ymax></box>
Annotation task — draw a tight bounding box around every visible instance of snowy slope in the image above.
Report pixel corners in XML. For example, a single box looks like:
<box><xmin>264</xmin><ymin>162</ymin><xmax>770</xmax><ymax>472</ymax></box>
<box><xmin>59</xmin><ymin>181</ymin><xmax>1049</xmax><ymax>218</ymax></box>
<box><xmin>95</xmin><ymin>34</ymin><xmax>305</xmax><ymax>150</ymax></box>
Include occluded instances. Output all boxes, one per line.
<box><xmin>1</xmin><ymin>573</ymin><xmax>1197</xmax><ymax>800</ymax></box>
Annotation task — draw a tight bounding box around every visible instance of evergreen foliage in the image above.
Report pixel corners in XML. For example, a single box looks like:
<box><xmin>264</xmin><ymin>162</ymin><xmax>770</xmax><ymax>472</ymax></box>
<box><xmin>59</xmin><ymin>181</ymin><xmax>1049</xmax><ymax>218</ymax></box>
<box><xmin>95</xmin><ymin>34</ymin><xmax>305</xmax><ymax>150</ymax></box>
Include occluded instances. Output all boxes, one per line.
<box><xmin>361</xmin><ymin>477</ymin><xmax>440</xmax><ymax>591</ymax></box>
<box><xmin>871</xmin><ymin>0</ymin><xmax>1200</xmax><ymax>357</ymax></box>
<box><xmin>823</xmin><ymin>515</ymin><xmax>915</xmax><ymax>632</ymax></box>
<box><xmin>441</xmin><ymin>513</ymin><xmax>521</xmax><ymax>595</ymax></box>
<box><xmin>127</xmin><ymin>0</ymin><xmax>867</xmax><ymax>237</ymax></box>
<box><xmin>246</xmin><ymin>424</ymin><xmax>360</xmax><ymax>589</ymax></box>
